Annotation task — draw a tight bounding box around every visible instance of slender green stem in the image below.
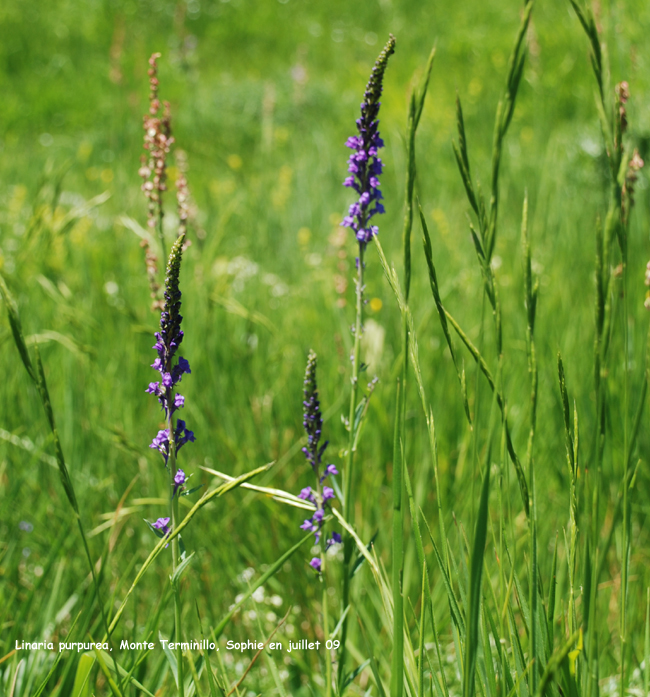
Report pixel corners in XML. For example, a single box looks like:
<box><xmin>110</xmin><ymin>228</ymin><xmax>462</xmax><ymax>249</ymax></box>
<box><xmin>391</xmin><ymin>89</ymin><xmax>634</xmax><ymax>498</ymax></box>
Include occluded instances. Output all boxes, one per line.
<box><xmin>168</xmin><ymin>414</ymin><xmax>185</xmax><ymax>697</ymax></box>
<box><xmin>312</xmin><ymin>426</ymin><xmax>332</xmax><ymax>697</ymax></box>
<box><xmin>391</xmin><ymin>377</ymin><xmax>404</xmax><ymax>697</ymax></box>
<box><xmin>322</xmin><ymin>554</ymin><xmax>332</xmax><ymax>697</ymax></box>
<box><xmin>158</xmin><ymin>198</ymin><xmax>167</xmax><ymax>263</ymax></box>
<box><xmin>620</xmin><ymin>254</ymin><xmax>630</xmax><ymax>694</ymax></box>
<box><xmin>338</xmin><ymin>243</ymin><xmax>365</xmax><ymax>689</ymax></box>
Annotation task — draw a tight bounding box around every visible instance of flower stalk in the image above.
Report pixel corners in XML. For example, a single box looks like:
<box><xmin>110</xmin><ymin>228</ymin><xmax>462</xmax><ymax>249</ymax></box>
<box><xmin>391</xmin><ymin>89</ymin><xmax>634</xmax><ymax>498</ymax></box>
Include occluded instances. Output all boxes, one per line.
<box><xmin>297</xmin><ymin>350</ymin><xmax>340</xmax><ymax>696</ymax></box>
<box><xmin>147</xmin><ymin>232</ymin><xmax>194</xmax><ymax>697</ymax></box>
<box><xmin>338</xmin><ymin>34</ymin><xmax>395</xmax><ymax>690</ymax></box>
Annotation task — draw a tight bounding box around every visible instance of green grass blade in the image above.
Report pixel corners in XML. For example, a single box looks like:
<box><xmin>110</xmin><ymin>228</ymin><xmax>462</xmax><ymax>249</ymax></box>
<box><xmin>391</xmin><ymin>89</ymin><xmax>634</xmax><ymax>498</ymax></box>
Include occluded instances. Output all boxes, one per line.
<box><xmin>391</xmin><ymin>378</ymin><xmax>404</xmax><ymax>697</ymax></box>
<box><xmin>71</xmin><ymin>653</ymin><xmax>96</xmax><ymax>697</ymax></box>
<box><xmin>0</xmin><ymin>271</ymin><xmax>37</xmax><ymax>382</ymax></box>
<box><xmin>462</xmin><ymin>462</ymin><xmax>490</xmax><ymax>697</ymax></box>
<box><xmin>421</xmin><ymin>515</ymin><xmax>465</xmax><ymax>635</ymax></box>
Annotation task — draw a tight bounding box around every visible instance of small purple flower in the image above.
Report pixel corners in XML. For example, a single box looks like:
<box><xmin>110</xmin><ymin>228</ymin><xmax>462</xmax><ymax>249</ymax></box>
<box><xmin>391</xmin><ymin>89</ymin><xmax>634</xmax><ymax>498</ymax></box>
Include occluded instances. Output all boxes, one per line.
<box><xmin>173</xmin><ymin>468</ymin><xmax>186</xmax><ymax>496</ymax></box>
<box><xmin>340</xmin><ymin>35</ymin><xmax>395</xmax><ymax>248</ymax></box>
<box><xmin>153</xmin><ymin>517</ymin><xmax>171</xmax><ymax>535</ymax></box>
<box><xmin>298</xmin><ymin>487</ymin><xmax>316</xmax><ymax>503</ymax></box>
<box><xmin>175</xmin><ymin>419</ymin><xmax>195</xmax><ymax>450</ymax></box>
<box><xmin>320</xmin><ymin>464</ymin><xmax>339</xmax><ymax>483</ymax></box>
<box><xmin>327</xmin><ymin>532</ymin><xmax>342</xmax><ymax>549</ymax></box>
<box><xmin>310</xmin><ymin>557</ymin><xmax>322</xmax><ymax>573</ymax></box>
<box><xmin>150</xmin><ymin>429</ymin><xmax>170</xmax><ymax>464</ymax></box>
<box><xmin>322</xmin><ymin>487</ymin><xmax>335</xmax><ymax>502</ymax></box>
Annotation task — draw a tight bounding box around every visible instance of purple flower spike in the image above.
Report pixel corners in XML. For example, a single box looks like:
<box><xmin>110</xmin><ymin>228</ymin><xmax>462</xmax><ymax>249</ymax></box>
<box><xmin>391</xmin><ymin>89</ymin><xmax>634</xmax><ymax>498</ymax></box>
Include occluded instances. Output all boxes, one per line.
<box><xmin>340</xmin><ymin>35</ymin><xmax>395</xmax><ymax>249</ymax></box>
<box><xmin>297</xmin><ymin>350</ymin><xmax>341</xmax><ymax>575</ymax></box>
<box><xmin>147</xmin><ymin>234</ymin><xmax>195</xmax><ymax>427</ymax></box>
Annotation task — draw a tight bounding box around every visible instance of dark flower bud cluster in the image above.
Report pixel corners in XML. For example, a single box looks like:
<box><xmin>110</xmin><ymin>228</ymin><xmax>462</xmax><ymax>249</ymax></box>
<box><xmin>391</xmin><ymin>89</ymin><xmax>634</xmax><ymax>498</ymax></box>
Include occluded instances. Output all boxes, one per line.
<box><xmin>341</xmin><ymin>35</ymin><xmax>395</xmax><ymax>247</ymax></box>
<box><xmin>147</xmin><ymin>234</ymin><xmax>195</xmax><ymax>462</ymax></box>
<box><xmin>298</xmin><ymin>351</ymin><xmax>341</xmax><ymax>573</ymax></box>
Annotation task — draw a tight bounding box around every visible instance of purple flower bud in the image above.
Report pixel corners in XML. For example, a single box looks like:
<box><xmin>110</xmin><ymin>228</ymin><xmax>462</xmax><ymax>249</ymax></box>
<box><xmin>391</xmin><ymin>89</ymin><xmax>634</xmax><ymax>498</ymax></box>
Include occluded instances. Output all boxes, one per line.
<box><xmin>322</xmin><ymin>487</ymin><xmax>335</xmax><ymax>501</ymax></box>
<box><xmin>310</xmin><ymin>557</ymin><xmax>322</xmax><ymax>572</ymax></box>
<box><xmin>326</xmin><ymin>532</ymin><xmax>342</xmax><ymax>548</ymax></box>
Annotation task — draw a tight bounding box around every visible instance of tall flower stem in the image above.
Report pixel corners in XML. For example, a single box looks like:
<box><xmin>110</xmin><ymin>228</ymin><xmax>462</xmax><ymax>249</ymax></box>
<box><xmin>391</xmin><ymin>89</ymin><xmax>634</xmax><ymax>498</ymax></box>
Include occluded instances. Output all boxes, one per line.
<box><xmin>391</xmin><ymin>377</ymin><xmax>404</xmax><ymax>697</ymax></box>
<box><xmin>296</xmin><ymin>350</ymin><xmax>340</xmax><ymax>691</ymax></box>
<box><xmin>338</xmin><ymin>35</ymin><xmax>395</xmax><ymax>690</ymax></box>
<box><xmin>146</xmin><ymin>232</ymin><xmax>194</xmax><ymax>696</ymax></box>
<box><xmin>167</xmin><ymin>424</ymin><xmax>184</xmax><ymax>697</ymax></box>
<box><xmin>339</xmin><ymin>242</ymin><xmax>364</xmax><ymax>688</ymax></box>
<box><xmin>322</xmin><ymin>553</ymin><xmax>332</xmax><ymax>697</ymax></box>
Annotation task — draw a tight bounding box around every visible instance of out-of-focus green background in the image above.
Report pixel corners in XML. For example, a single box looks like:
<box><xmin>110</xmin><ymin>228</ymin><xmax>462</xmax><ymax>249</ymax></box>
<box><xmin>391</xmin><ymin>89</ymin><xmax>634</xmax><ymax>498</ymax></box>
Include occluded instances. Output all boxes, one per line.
<box><xmin>1</xmin><ymin>0</ymin><xmax>650</xmax><ymax>693</ymax></box>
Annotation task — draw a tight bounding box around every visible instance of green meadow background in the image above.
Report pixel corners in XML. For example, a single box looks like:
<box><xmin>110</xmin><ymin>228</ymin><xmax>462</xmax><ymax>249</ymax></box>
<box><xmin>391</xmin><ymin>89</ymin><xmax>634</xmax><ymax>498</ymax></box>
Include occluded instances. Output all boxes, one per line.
<box><xmin>1</xmin><ymin>0</ymin><xmax>650</xmax><ymax>694</ymax></box>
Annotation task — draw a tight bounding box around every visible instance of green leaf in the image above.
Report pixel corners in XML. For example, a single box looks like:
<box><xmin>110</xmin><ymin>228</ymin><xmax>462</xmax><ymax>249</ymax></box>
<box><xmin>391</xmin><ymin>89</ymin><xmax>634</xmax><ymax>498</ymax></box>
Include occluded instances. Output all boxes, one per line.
<box><xmin>160</xmin><ymin>631</ymin><xmax>179</xmax><ymax>688</ymax></box>
<box><xmin>343</xmin><ymin>659</ymin><xmax>371</xmax><ymax>689</ymax></box>
<box><xmin>358</xmin><ymin>617</ymin><xmax>388</xmax><ymax>697</ymax></box>
<box><xmin>462</xmin><ymin>463</ymin><xmax>490</xmax><ymax>697</ymax></box>
<box><xmin>171</xmin><ymin>551</ymin><xmax>195</xmax><ymax>586</ymax></box>
<box><xmin>349</xmin><ymin>531</ymin><xmax>378</xmax><ymax>578</ymax></box>
<box><xmin>145</xmin><ymin>519</ymin><xmax>168</xmax><ymax>539</ymax></box>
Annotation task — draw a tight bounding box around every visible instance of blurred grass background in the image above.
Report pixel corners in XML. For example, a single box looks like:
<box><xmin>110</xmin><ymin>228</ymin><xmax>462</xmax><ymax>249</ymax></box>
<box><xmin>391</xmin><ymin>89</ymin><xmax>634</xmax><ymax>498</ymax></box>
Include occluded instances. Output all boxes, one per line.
<box><xmin>1</xmin><ymin>0</ymin><xmax>650</xmax><ymax>693</ymax></box>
